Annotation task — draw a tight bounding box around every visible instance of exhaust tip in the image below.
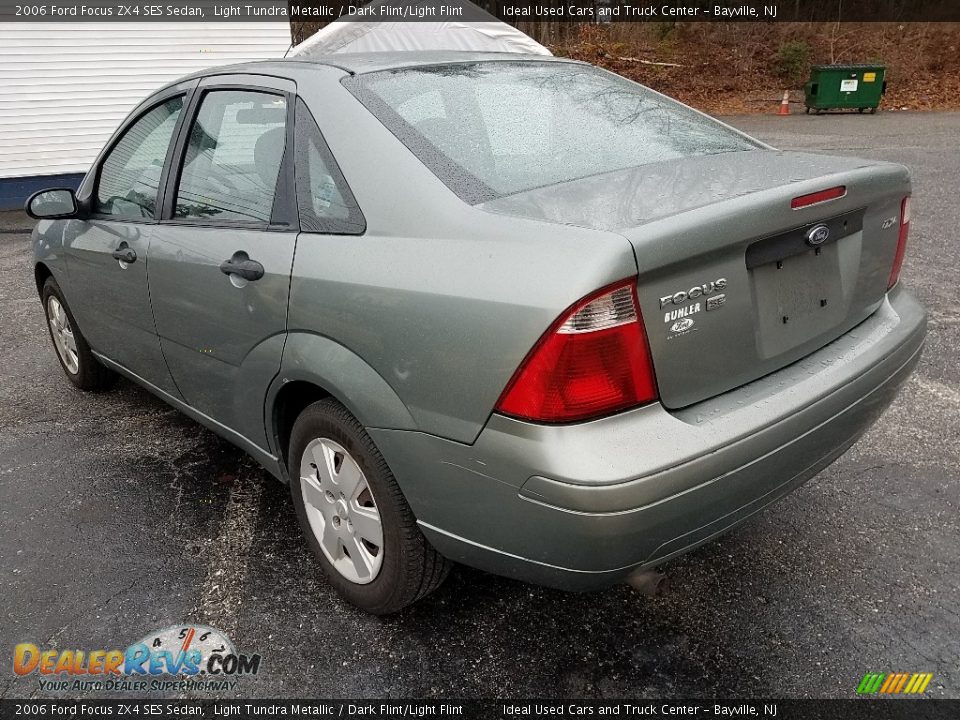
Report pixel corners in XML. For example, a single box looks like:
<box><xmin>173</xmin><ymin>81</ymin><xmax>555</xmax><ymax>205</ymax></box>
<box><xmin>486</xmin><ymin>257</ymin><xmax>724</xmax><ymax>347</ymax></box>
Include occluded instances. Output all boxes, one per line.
<box><xmin>626</xmin><ymin>568</ymin><xmax>670</xmax><ymax>597</ymax></box>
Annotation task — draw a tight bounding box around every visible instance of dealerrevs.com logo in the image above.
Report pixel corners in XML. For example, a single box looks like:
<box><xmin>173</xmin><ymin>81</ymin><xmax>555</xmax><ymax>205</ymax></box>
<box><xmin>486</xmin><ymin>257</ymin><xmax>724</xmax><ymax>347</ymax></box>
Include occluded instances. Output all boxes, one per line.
<box><xmin>13</xmin><ymin>624</ymin><xmax>262</xmax><ymax>693</ymax></box>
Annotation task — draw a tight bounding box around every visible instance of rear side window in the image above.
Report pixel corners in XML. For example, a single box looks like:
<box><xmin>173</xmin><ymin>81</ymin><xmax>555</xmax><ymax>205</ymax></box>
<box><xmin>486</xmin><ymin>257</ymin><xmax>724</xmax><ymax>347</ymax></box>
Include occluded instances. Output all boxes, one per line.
<box><xmin>174</xmin><ymin>90</ymin><xmax>287</xmax><ymax>224</ymax></box>
<box><xmin>345</xmin><ymin>62</ymin><xmax>759</xmax><ymax>203</ymax></box>
<box><xmin>95</xmin><ymin>96</ymin><xmax>183</xmax><ymax>219</ymax></box>
<box><xmin>295</xmin><ymin>98</ymin><xmax>364</xmax><ymax>235</ymax></box>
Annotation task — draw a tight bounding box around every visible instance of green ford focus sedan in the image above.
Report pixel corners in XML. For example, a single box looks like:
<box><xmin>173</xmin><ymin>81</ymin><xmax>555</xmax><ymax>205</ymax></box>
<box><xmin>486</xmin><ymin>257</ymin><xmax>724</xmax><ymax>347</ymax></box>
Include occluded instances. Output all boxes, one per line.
<box><xmin>29</xmin><ymin>53</ymin><xmax>926</xmax><ymax>614</ymax></box>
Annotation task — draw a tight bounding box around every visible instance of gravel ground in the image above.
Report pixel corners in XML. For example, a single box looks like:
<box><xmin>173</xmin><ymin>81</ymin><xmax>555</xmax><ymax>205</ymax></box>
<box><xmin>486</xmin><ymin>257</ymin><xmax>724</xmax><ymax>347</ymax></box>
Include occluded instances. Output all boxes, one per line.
<box><xmin>0</xmin><ymin>111</ymin><xmax>957</xmax><ymax>700</ymax></box>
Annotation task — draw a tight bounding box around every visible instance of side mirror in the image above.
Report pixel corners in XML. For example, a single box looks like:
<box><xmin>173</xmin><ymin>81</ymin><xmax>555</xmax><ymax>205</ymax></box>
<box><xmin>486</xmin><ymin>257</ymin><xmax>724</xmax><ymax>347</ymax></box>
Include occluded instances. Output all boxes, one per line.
<box><xmin>26</xmin><ymin>188</ymin><xmax>79</xmax><ymax>220</ymax></box>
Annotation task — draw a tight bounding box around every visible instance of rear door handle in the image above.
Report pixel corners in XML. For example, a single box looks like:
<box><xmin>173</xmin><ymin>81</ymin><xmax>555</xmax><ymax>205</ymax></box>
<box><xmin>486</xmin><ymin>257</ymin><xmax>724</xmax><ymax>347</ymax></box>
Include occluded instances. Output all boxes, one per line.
<box><xmin>219</xmin><ymin>251</ymin><xmax>264</xmax><ymax>282</ymax></box>
<box><xmin>111</xmin><ymin>242</ymin><xmax>136</xmax><ymax>264</ymax></box>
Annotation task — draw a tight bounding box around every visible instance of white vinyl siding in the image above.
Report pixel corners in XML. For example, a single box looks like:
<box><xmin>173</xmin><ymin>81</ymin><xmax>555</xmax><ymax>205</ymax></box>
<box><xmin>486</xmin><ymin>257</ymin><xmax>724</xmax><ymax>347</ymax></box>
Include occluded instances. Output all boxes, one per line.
<box><xmin>0</xmin><ymin>23</ymin><xmax>292</xmax><ymax>179</ymax></box>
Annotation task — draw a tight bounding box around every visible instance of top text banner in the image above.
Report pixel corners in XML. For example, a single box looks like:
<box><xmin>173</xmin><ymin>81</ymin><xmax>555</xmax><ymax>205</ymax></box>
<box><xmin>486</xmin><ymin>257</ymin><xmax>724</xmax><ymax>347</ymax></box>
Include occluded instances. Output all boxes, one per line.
<box><xmin>3</xmin><ymin>0</ymin><xmax>960</xmax><ymax>21</ymax></box>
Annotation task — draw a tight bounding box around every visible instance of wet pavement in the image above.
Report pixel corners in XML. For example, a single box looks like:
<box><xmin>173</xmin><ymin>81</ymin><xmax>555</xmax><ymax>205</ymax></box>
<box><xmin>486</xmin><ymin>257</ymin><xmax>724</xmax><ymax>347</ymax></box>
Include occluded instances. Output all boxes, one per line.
<box><xmin>1</xmin><ymin>111</ymin><xmax>958</xmax><ymax>700</ymax></box>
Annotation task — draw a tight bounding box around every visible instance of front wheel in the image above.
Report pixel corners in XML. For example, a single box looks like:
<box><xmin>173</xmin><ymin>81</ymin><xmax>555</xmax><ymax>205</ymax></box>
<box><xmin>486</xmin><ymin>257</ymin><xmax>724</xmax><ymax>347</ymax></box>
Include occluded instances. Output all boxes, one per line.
<box><xmin>289</xmin><ymin>398</ymin><xmax>450</xmax><ymax>614</ymax></box>
<box><xmin>42</xmin><ymin>277</ymin><xmax>115</xmax><ymax>391</ymax></box>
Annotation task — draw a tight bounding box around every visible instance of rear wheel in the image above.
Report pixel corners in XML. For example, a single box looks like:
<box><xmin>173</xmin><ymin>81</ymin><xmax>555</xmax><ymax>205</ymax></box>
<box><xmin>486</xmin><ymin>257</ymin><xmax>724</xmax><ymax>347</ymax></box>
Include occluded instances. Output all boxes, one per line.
<box><xmin>289</xmin><ymin>398</ymin><xmax>450</xmax><ymax>614</ymax></box>
<box><xmin>42</xmin><ymin>277</ymin><xmax>115</xmax><ymax>391</ymax></box>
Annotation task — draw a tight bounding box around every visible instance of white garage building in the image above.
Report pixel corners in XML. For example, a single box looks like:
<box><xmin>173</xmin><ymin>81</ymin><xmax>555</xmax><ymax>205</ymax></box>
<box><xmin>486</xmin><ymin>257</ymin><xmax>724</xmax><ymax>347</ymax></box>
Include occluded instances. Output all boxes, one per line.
<box><xmin>0</xmin><ymin>23</ymin><xmax>292</xmax><ymax>210</ymax></box>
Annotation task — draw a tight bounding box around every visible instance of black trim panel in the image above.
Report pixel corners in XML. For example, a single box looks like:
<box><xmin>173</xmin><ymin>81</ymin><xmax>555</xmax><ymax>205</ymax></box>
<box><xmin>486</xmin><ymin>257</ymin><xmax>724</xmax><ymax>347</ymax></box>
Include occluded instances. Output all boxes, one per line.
<box><xmin>745</xmin><ymin>208</ymin><xmax>865</xmax><ymax>270</ymax></box>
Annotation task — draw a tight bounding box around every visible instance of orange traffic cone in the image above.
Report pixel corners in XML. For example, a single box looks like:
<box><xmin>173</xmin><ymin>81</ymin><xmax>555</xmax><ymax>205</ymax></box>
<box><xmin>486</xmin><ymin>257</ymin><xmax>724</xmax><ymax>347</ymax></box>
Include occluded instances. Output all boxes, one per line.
<box><xmin>778</xmin><ymin>90</ymin><xmax>791</xmax><ymax>116</ymax></box>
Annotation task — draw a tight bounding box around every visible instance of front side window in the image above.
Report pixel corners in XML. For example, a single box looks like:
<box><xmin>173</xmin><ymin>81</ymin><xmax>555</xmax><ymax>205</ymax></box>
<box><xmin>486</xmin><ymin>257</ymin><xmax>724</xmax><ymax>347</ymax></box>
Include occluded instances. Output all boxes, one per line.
<box><xmin>346</xmin><ymin>62</ymin><xmax>760</xmax><ymax>203</ymax></box>
<box><xmin>175</xmin><ymin>90</ymin><xmax>287</xmax><ymax>223</ymax></box>
<box><xmin>95</xmin><ymin>96</ymin><xmax>183</xmax><ymax>218</ymax></box>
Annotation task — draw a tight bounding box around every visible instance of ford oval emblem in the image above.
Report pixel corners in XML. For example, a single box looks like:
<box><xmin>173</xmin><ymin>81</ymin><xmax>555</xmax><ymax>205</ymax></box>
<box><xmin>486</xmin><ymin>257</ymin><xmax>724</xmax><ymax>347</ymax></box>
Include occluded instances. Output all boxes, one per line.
<box><xmin>806</xmin><ymin>224</ymin><xmax>831</xmax><ymax>246</ymax></box>
<box><xmin>670</xmin><ymin>318</ymin><xmax>695</xmax><ymax>333</ymax></box>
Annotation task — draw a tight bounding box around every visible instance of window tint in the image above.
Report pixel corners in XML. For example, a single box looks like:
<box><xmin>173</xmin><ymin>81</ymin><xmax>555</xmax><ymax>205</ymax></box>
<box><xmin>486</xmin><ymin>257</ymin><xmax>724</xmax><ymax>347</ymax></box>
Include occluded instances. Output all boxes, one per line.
<box><xmin>346</xmin><ymin>63</ymin><xmax>760</xmax><ymax>203</ymax></box>
<box><xmin>175</xmin><ymin>90</ymin><xmax>287</xmax><ymax>223</ymax></box>
<box><xmin>295</xmin><ymin>99</ymin><xmax>364</xmax><ymax>234</ymax></box>
<box><xmin>95</xmin><ymin>97</ymin><xmax>183</xmax><ymax>218</ymax></box>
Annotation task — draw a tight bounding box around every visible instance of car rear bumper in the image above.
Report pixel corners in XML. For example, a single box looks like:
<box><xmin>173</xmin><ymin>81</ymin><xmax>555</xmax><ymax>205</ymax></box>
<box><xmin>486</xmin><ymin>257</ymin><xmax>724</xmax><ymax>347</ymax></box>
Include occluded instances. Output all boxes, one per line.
<box><xmin>369</xmin><ymin>286</ymin><xmax>926</xmax><ymax>590</ymax></box>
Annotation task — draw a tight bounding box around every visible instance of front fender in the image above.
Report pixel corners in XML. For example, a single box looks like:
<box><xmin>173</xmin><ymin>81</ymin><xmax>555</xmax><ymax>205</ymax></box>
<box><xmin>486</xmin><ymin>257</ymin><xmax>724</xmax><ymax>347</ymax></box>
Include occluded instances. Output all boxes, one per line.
<box><xmin>266</xmin><ymin>331</ymin><xmax>418</xmax><ymax>455</ymax></box>
<box><xmin>33</xmin><ymin>220</ymin><xmax>69</xmax><ymax>292</ymax></box>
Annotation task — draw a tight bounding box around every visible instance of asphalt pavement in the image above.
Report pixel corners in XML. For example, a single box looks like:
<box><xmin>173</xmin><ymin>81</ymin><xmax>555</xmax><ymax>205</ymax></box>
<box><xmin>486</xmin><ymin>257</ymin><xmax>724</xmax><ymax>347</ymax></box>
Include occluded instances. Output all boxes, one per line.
<box><xmin>1</xmin><ymin>111</ymin><xmax>958</xmax><ymax>700</ymax></box>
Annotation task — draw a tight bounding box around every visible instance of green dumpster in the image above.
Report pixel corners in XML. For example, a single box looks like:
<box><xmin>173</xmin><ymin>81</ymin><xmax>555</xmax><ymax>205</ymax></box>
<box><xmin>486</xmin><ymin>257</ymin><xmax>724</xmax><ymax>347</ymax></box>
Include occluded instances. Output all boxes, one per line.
<box><xmin>804</xmin><ymin>65</ymin><xmax>887</xmax><ymax>114</ymax></box>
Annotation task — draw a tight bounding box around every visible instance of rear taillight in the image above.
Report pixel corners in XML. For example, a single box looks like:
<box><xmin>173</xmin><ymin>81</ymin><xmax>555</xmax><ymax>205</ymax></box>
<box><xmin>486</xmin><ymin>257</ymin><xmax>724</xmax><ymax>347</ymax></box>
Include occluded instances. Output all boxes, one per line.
<box><xmin>496</xmin><ymin>279</ymin><xmax>658</xmax><ymax>423</ymax></box>
<box><xmin>888</xmin><ymin>196</ymin><xmax>911</xmax><ymax>289</ymax></box>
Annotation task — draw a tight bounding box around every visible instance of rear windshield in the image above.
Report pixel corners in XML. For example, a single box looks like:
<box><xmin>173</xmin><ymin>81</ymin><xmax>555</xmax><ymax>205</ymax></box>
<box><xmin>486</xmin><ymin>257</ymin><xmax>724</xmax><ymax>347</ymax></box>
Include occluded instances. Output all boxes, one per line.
<box><xmin>344</xmin><ymin>61</ymin><xmax>760</xmax><ymax>203</ymax></box>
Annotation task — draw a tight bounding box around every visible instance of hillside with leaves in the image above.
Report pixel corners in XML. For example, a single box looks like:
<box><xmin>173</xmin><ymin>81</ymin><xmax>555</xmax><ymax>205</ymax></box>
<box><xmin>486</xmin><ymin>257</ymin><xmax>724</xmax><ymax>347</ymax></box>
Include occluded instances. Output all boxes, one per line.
<box><xmin>550</xmin><ymin>22</ymin><xmax>960</xmax><ymax>114</ymax></box>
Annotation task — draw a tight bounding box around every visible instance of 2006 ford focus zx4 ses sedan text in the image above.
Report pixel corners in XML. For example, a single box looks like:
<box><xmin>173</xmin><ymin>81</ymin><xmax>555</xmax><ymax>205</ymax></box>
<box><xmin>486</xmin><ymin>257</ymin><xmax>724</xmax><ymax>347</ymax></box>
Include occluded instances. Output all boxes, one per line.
<box><xmin>29</xmin><ymin>53</ymin><xmax>926</xmax><ymax>614</ymax></box>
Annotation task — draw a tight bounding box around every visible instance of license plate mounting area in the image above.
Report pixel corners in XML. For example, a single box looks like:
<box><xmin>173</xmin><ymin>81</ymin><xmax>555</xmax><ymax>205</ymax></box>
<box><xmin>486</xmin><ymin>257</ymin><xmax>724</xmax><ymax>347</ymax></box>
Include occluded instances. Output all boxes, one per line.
<box><xmin>746</xmin><ymin>209</ymin><xmax>863</xmax><ymax>359</ymax></box>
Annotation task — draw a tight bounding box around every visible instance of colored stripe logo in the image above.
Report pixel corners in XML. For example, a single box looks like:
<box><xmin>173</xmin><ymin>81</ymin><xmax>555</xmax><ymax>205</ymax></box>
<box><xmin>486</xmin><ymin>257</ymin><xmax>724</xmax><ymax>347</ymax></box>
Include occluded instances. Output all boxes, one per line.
<box><xmin>857</xmin><ymin>672</ymin><xmax>933</xmax><ymax>694</ymax></box>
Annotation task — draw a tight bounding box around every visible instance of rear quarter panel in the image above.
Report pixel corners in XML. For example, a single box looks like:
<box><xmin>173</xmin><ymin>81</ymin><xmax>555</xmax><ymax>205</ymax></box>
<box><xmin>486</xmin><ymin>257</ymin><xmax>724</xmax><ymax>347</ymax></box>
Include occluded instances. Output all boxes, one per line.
<box><xmin>285</xmin><ymin>68</ymin><xmax>639</xmax><ymax>443</ymax></box>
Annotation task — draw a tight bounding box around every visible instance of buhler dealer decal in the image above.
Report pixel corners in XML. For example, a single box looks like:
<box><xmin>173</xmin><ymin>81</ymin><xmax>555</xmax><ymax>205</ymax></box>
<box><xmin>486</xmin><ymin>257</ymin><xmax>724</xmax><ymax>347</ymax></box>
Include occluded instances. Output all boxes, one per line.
<box><xmin>12</xmin><ymin>624</ymin><xmax>261</xmax><ymax>693</ymax></box>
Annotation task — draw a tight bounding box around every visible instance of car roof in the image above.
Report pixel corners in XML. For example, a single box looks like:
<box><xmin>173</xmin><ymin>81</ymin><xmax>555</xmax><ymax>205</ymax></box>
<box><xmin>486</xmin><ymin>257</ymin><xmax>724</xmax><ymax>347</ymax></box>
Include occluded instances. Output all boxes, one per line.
<box><xmin>299</xmin><ymin>51</ymin><xmax>581</xmax><ymax>74</ymax></box>
<box><xmin>176</xmin><ymin>51</ymin><xmax>581</xmax><ymax>81</ymax></box>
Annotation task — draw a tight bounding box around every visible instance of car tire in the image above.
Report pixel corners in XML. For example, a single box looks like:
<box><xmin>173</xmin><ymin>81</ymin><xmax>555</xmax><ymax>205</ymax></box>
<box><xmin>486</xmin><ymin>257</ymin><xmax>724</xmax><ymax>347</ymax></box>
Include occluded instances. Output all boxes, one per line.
<box><xmin>289</xmin><ymin>398</ymin><xmax>451</xmax><ymax>614</ymax></box>
<box><xmin>41</xmin><ymin>277</ymin><xmax>116</xmax><ymax>391</ymax></box>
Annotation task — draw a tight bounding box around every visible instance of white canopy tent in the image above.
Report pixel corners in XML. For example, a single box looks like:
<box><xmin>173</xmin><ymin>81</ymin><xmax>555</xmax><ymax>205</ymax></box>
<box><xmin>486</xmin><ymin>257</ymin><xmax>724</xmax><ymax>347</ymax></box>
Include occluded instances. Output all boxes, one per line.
<box><xmin>289</xmin><ymin>0</ymin><xmax>551</xmax><ymax>57</ymax></box>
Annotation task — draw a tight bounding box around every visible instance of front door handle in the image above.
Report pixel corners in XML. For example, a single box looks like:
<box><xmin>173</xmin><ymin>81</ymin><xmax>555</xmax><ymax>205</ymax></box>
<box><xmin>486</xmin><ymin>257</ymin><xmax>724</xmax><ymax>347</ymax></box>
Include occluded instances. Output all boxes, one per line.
<box><xmin>111</xmin><ymin>242</ymin><xmax>136</xmax><ymax>264</ymax></box>
<box><xmin>219</xmin><ymin>251</ymin><xmax>264</xmax><ymax>282</ymax></box>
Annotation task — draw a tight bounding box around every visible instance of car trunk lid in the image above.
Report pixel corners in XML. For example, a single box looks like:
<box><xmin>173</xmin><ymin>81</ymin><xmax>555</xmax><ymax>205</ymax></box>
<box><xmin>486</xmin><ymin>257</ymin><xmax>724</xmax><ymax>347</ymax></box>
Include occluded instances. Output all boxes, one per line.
<box><xmin>480</xmin><ymin>149</ymin><xmax>911</xmax><ymax>409</ymax></box>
